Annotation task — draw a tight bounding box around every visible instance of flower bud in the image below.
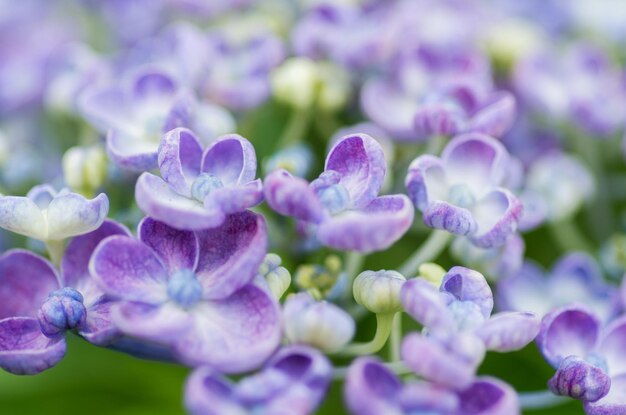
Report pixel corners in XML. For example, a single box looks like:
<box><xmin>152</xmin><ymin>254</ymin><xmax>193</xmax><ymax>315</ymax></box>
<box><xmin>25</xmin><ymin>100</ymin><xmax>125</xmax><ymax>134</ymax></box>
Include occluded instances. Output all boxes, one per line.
<box><xmin>353</xmin><ymin>270</ymin><xmax>406</xmax><ymax>314</ymax></box>
<box><xmin>37</xmin><ymin>287</ymin><xmax>86</xmax><ymax>337</ymax></box>
<box><xmin>283</xmin><ymin>292</ymin><xmax>354</xmax><ymax>353</ymax></box>
<box><xmin>418</xmin><ymin>263</ymin><xmax>447</xmax><ymax>286</ymax></box>
<box><xmin>295</xmin><ymin>255</ymin><xmax>343</xmax><ymax>298</ymax></box>
<box><xmin>62</xmin><ymin>145</ymin><xmax>108</xmax><ymax>196</ymax></box>
<box><xmin>258</xmin><ymin>253</ymin><xmax>291</xmax><ymax>299</ymax></box>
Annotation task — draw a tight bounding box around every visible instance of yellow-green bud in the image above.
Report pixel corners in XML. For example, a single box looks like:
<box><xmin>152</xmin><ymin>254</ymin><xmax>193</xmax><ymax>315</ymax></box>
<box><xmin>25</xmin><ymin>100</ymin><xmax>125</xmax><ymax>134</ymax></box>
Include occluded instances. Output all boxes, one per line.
<box><xmin>295</xmin><ymin>255</ymin><xmax>342</xmax><ymax>298</ymax></box>
<box><xmin>353</xmin><ymin>270</ymin><xmax>406</xmax><ymax>314</ymax></box>
<box><xmin>418</xmin><ymin>263</ymin><xmax>447</xmax><ymax>287</ymax></box>
<box><xmin>258</xmin><ymin>253</ymin><xmax>291</xmax><ymax>299</ymax></box>
<box><xmin>62</xmin><ymin>145</ymin><xmax>107</xmax><ymax>197</ymax></box>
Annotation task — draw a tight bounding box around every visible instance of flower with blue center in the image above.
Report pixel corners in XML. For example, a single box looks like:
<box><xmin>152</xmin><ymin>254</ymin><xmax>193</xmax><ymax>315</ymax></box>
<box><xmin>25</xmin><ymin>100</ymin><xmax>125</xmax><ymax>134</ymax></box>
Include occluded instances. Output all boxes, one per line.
<box><xmin>400</xmin><ymin>266</ymin><xmax>540</xmax><ymax>389</ymax></box>
<box><xmin>537</xmin><ymin>305</ymin><xmax>626</xmax><ymax>413</ymax></box>
<box><xmin>497</xmin><ymin>252</ymin><xmax>620</xmax><ymax>321</ymax></box>
<box><xmin>185</xmin><ymin>346</ymin><xmax>332</xmax><ymax>415</ymax></box>
<box><xmin>405</xmin><ymin>133</ymin><xmax>522</xmax><ymax>248</ymax></box>
<box><xmin>344</xmin><ymin>356</ymin><xmax>520</xmax><ymax>415</ymax></box>
<box><xmin>0</xmin><ymin>219</ymin><xmax>129</xmax><ymax>374</ymax></box>
<box><xmin>135</xmin><ymin>127</ymin><xmax>263</xmax><ymax>230</ymax></box>
<box><xmin>89</xmin><ymin>212</ymin><xmax>282</xmax><ymax>373</ymax></box>
<box><xmin>264</xmin><ymin>133</ymin><xmax>414</xmax><ymax>253</ymax></box>
<box><xmin>79</xmin><ymin>66</ymin><xmax>234</xmax><ymax>170</ymax></box>
<box><xmin>0</xmin><ymin>184</ymin><xmax>108</xmax><ymax>241</ymax></box>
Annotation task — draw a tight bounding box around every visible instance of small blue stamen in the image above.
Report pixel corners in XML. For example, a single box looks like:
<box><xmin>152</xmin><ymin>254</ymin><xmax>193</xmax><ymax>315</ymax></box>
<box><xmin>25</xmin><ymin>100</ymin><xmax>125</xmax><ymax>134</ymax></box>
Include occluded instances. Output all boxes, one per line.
<box><xmin>167</xmin><ymin>269</ymin><xmax>203</xmax><ymax>308</ymax></box>
<box><xmin>191</xmin><ymin>173</ymin><xmax>224</xmax><ymax>202</ymax></box>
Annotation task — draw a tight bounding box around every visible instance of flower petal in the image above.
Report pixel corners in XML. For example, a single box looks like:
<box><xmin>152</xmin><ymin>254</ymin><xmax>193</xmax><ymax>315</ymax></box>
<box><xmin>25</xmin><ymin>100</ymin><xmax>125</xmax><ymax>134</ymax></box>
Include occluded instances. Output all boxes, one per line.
<box><xmin>475</xmin><ymin>311</ymin><xmax>540</xmax><ymax>352</ymax></box>
<box><xmin>584</xmin><ymin>374</ymin><xmax>626</xmax><ymax>415</ymax></box>
<box><xmin>324</xmin><ymin>134</ymin><xmax>386</xmax><ymax>208</ymax></box>
<box><xmin>405</xmin><ymin>155</ymin><xmax>448</xmax><ymax>211</ymax></box>
<box><xmin>157</xmin><ymin>127</ymin><xmax>203</xmax><ymax>197</ymax></box>
<box><xmin>135</xmin><ymin>172</ymin><xmax>225</xmax><ymax>230</ymax></box>
<box><xmin>174</xmin><ymin>284</ymin><xmax>282</xmax><ymax>373</ymax></box>
<box><xmin>466</xmin><ymin>91</ymin><xmax>516</xmax><ymax>138</ymax></box>
<box><xmin>457</xmin><ymin>377</ymin><xmax>520</xmax><ymax>415</ymax></box>
<box><xmin>440</xmin><ymin>266</ymin><xmax>494</xmax><ymax>319</ymax></box>
<box><xmin>597</xmin><ymin>315</ymin><xmax>626</xmax><ymax>377</ymax></box>
<box><xmin>89</xmin><ymin>236</ymin><xmax>168</xmax><ymax>303</ymax></box>
<box><xmin>138</xmin><ymin>217</ymin><xmax>199</xmax><ymax>275</ymax></box>
<box><xmin>422</xmin><ymin>201</ymin><xmax>477</xmax><ymax>236</ymax></box>
<box><xmin>344</xmin><ymin>357</ymin><xmax>403</xmax><ymax>415</ymax></box>
<box><xmin>537</xmin><ymin>305</ymin><xmax>601</xmax><ymax>367</ymax></box>
<box><xmin>316</xmin><ymin>195</ymin><xmax>414</xmax><ymax>253</ymax></box>
<box><xmin>469</xmin><ymin>189</ymin><xmax>522</xmax><ymax>249</ymax></box>
<box><xmin>496</xmin><ymin>262</ymin><xmax>553</xmax><ymax>316</ymax></box>
<box><xmin>0</xmin><ymin>195</ymin><xmax>47</xmax><ymax>240</ymax></box>
<box><xmin>0</xmin><ymin>250</ymin><xmax>60</xmax><ymax>319</ymax></box>
<box><xmin>264</xmin><ymin>169</ymin><xmax>324</xmax><ymax>223</ymax></box>
<box><xmin>194</xmin><ymin>212</ymin><xmax>267</xmax><ymax>300</ymax></box>
<box><xmin>185</xmin><ymin>367</ymin><xmax>245</xmax><ymax>415</ymax></box>
<box><xmin>442</xmin><ymin>133</ymin><xmax>510</xmax><ymax>192</ymax></box>
<box><xmin>0</xmin><ymin>317</ymin><xmax>66</xmax><ymax>375</ymax></box>
<box><xmin>205</xmin><ymin>179</ymin><xmax>263</xmax><ymax>215</ymax></box>
<box><xmin>361</xmin><ymin>78</ymin><xmax>419</xmax><ymax>140</ymax></box>
<box><xmin>46</xmin><ymin>192</ymin><xmax>109</xmax><ymax>240</ymax></box>
<box><xmin>79</xmin><ymin>83</ymin><xmax>134</xmax><ymax>133</ymax></box>
<box><xmin>62</xmin><ymin>219</ymin><xmax>131</xmax><ymax>290</ymax></box>
<box><xmin>201</xmin><ymin>134</ymin><xmax>257</xmax><ymax>186</ymax></box>
<box><xmin>107</xmin><ymin>130</ymin><xmax>158</xmax><ymax>171</ymax></box>
<box><xmin>400</xmin><ymin>278</ymin><xmax>451</xmax><ymax>329</ymax></box>
<box><xmin>112</xmin><ymin>301</ymin><xmax>191</xmax><ymax>345</ymax></box>
<box><xmin>79</xmin><ymin>300</ymin><xmax>120</xmax><ymax>346</ymax></box>
<box><xmin>548</xmin><ymin>355</ymin><xmax>610</xmax><ymax>402</ymax></box>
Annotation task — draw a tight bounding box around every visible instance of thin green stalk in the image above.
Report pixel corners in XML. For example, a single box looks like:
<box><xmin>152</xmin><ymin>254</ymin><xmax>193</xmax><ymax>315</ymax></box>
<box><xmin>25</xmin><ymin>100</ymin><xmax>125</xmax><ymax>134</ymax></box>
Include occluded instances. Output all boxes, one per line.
<box><xmin>45</xmin><ymin>240</ymin><xmax>66</xmax><ymax>267</ymax></box>
<box><xmin>399</xmin><ymin>230</ymin><xmax>451</xmax><ymax>277</ymax></box>
<box><xmin>389</xmin><ymin>313</ymin><xmax>402</xmax><ymax>362</ymax></box>
<box><xmin>277</xmin><ymin>108</ymin><xmax>310</xmax><ymax>148</ymax></box>
<box><xmin>343</xmin><ymin>252</ymin><xmax>365</xmax><ymax>300</ymax></box>
<box><xmin>336</xmin><ymin>313</ymin><xmax>395</xmax><ymax>356</ymax></box>
<box><xmin>548</xmin><ymin>218</ymin><xmax>594</xmax><ymax>253</ymax></box>
<box><xmin>519</xmin><ymin>390</ymin><xmax>569</xmax><ymax>410</ymax></box>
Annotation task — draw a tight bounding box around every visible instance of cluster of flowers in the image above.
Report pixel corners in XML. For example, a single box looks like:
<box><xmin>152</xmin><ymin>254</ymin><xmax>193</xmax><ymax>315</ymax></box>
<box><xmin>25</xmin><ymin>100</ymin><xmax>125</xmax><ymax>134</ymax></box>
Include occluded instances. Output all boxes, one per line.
<box><xmin>3</xmin><ymin>0</ymin><xmax>626</xmax><ymax>414</ymax></box>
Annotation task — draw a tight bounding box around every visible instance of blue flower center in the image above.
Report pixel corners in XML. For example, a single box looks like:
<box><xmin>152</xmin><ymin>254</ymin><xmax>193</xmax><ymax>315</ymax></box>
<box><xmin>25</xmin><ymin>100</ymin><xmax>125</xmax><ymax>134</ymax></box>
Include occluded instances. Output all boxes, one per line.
<box><xmin>191</xmin><ymin>173</ymin><xmax>224</xmax><ymax>202</ymax></box>
<box><xmin>447</xmin><ymin>183</ymin><xmax>476</xmax><ymax>209</ymax></box>
<box><xmin>37</xmin><ymin>287</ymin><xmax>86</xmax><ymax>337</ymax></box>
<box><xmin>167</xmin><ymin>269</ymin><xmax>203</xmax><ymax>308</ymax></box>
<box><xmin>318</xmin><ymin>184</ymin><xmax>351</xmax><ymax>214</ymax></box>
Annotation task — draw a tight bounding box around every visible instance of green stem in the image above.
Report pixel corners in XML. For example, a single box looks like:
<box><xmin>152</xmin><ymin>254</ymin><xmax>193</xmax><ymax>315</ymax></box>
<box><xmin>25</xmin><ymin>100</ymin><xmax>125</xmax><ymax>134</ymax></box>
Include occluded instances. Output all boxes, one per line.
<box><xmin>425</xmin><ymin>135</ymin><xmax>447</xmax><ymax>156</ymax></box>
<box><xmin>519</xmin><ymin>390</ymin><xmax>569</xmax><ymax>410</ymax></box>
<box><xmin>548</xmin><ymin>218</ymin><xmax>594</xmax><ymax>253</ymax></box>
<box><xmin>336</xmin><ymin>313</ymin><xmax>395</xmax><ymax>356</ymax></box>
<box><xmin>398</xmin><ymin>230</ymin><xmax>451</xmax><ymax>277</ymax></box>
<box><xmin>343</xmin><ymin>251</ymin><xmax>365</xmax><ymax>300</ymax></box>
<box><xmin>277</xmin><ymin>108</ymin><xmax>310</xmax><ymax>148</ymax></box>
<box><xmin>389</xmin><ymin>313</ymin><xmax>402</xmax><ymax>361</ymax></box>
<box><xmin>332</xmin><ymin>360</ymin><xmax>410</xmax><ymax>380</ymax></box>
<box><xmin>45</xmin><ymin>240</ymin><xmax>66</xmax><ymax>267</ymax></box>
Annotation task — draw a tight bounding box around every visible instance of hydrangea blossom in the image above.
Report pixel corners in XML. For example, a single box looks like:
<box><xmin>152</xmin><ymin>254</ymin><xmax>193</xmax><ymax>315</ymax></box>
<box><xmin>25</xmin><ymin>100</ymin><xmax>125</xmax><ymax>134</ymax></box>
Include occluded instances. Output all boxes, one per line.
<box><xmin>405</xmin><ymin>133</ymin><xmax>522</xmax><ymax>248</ymax></box>
<box><xmin>136</xmin><ymin>128</ymin><xmax>263</xmax><ymax>230</ymax></box>
<box><xmin>537</xmin><ymin>305</ymin><xmax>626</xmax><ymax>413</ymax></box>
<box><xmin>345</xmin><ymin>356</ymin><xmax>520</xmax><ymax>415</ymax></box>
<box><xmin>0</xmin><ymin>184</ymin><xmax>108</xmax><ymax>241</ymax></box>
<box><xmin>450</xmin><ymin>234</ymin><xmax>525</xmax><ymax>281</ymax></box>
<box><xmin>400</xmin><ymin>266</ymin><xmax>540</xmax><ymax>389</ymax></box>
<box><xmin>0</xmin><ymin>219</ymin><xmax>128</xmax><ymax>374</ymax></box>
<box><xmin>265</xmin><ymin>133</ymin><xmax>413</xmax><ymax>253</ymax></box>
<box><xmin>497</xmin><ymin>253</ymin><xmax>620</xmax><ymax>320</ymax></box>
<box><xmin>89</xmin><ymin>213</ymin><xmax>281</xmax><ymax>373</ymax></box>
<box><xmin>80</xmin><ymin>66</ymin><xmax>233</xmax><ymax>170</ymax></box>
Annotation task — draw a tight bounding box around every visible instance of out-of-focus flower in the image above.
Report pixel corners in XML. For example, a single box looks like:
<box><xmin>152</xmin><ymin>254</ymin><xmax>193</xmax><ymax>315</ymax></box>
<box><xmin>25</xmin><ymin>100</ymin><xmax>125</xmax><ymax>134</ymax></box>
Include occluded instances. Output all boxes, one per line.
<box><xmin>136</xmin><ymin>128</ymin><xmax>262</xmax><ymax>230</ymax></box>
<box><xmin>537</xmin><ymin>305</ymin><xmax>626</xmax><ymax>412</ymax></box>
<box><xmin>405</xmin><ymin>133</ymin><xmax>522</xmax><ymax>248</ymax></box>
<box><xmin>294</xmin><ymin>255</ymin><xmax>344</xmax><ymax>299</ymax></box>
<box><xmin>90</xmin><ymin>213</ymin><xmax>281</xmax><ymax>373</ymax></box>
<box><xmin>497</xmin><ymin>253</ymin><xmax>620</xmax><ymax>321</ymax></box>
<box><xmin>185</xmin><ymin>345</ymin><xmax>332</xmax><ymax>415</ymax></box>
<box><xmin>400</xmin><ymin>266</ymin><xmax>539</xmax><ymax>389</ymax></box>
<box><xmin>0</xmin><ymin>184</ymin><xmax>108</xmax><ymax>241</ymax></box>
<box><xmin>451</xmin><ymin>233</ymin><xmax>525</xmax><ymax>280</ymax></box>
<box><xmin>353</xmin><ymin>270</ymin><xmax>406</xmax><ymax>314</ymax></box>
<box><xmin>265</xmin><ymin>134</ymin><xmax>413</xmax><ymax>253</ymax></box>
<box><xmin>0</xmin><ymin>219</ymin><xmax>129</xmax><ymax>374</ymax></box>
<box><xmin>600</xmin><ymin>234</ymin><xmax>626</xmax><ymax>281</ymax></box>
<box><xmin>62</xmin><ymin>145</ymin><xmax>108</xmax><ymax>196</ymax></box>
<box><xmin>345</xmin><ymin>356</ymin><xmax>520</xmax><ymax>415</ymax></box>
<box><xmin>257</xmin><ymin>253</ymin><xmax>291</xmax><ymax>300</ymax></box>
<box><xmin>283</xmin><ymin>292</ymin><xmax>355</xmax><ymax>353</ymax></box>
<box><xmin>271</xmin><ymin>57</ymin><xmax>351</xmax><ymax>112</ymax></box>
<box><xmin>361</xmin><ymin>49</ymin><xmax>515</xmax><ymax>141</ymax></box>
<box><xmin>80</xmin><ymin>67</ymin><xmax>233</xmax><ymax>170</ymax></box>
<box><xmin>514</xmin><ymin>42</ymin><xmax>626</xmax><ymax>137</ymax></box>
<box><xmin>263</xmin><ymin>144</ymin><xmax>315</xmax><ymax>178</ymax></box>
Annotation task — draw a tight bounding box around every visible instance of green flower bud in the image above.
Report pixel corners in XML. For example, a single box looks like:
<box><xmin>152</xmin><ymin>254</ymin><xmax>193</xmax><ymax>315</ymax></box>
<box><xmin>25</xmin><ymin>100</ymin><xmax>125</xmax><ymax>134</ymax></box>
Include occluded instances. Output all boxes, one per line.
<box><xmin>295</xmin><ymin>255</ymin><xmax>343</xmax><ymax>298</ymax></box>
<box><xmin>258</xmin><ymin>253</ymin><xmax>291</xmax><ymax>299</ymax></box>
<box><xmin>353</xmin><ymin>270</ymin><xmax>406</xmax><ymax>314</ymax></box>
<box><xmin>62</xmin><ymin>145</ymin><xmax>107</xmax><ymax>197</ymax></box>
<box><xmin>418</xmin><ymin>263</ymin><xmax>447</xmax><ymax>286</ymax></box>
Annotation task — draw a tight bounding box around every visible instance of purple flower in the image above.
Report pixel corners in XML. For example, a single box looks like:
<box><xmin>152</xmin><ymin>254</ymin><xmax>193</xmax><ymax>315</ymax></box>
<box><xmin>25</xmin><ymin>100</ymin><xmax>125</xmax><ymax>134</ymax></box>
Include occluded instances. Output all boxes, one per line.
<box><xmin>537</xmin><ymin>305</ymin><xmax>626</xmax><ymax>412</ymax></box>
<box><xmin>135</xmin><ymin>128</ymin><xmax>263</xmax><ymax>230</ymax></box>
<box><xmin>264</xmin><ymin>134</ymin><xmax>413</xmax><ymax>253</ymax></box>
<box><xmin>202</xmin><ymin>29</ymin><xmax>285</xmax><ymax>110</ymax></box>
<box><xmin>361</xmin><ymin>49</ymin><xmax>515</xmax><ymax>141</ymax></box>
<box><xmin>79</xmin><ymin>66</ymin><xmax>233</xmax><ymax>170</ymax></box>
<box><xmin>405</xmin><ymin>133</ymin><xmax>522</xmax><ymax>248</ymax></box>
<box><xmin>89</xmin><ymin>213</ymin><xmax>282</xmax><ymax>373</ymax></box>
<box><xmin>514</xmin><ymin>42</ymin><xmax>626</xmax><ymax>137</ymax></box>
<box><xmin>0</xmin><ymin>184</ymin><xmax>108</xmax><ymax>241</ymax></box>
<box><xmin>451</xmin><ymin>233</ymin><xmax>525</xmax><ymax>280</ymax></box>
<box><xmin>400</xmin><ymin>266</ymin><xmax>540</xmax><ymax>389</ymax></box>
<box><xmin>345</xmin><ymin>356</ymin><xmax>520</xmax><ymax>415</ymax></box>
<box><xmin>185</xmin><ymin>345</ymin><xmax>331</xmax><ymax>415</ymax></box>
<box><xmin>497</xmin><ymin>253</ymin><xmax>620</xmax><ymax>321</ymax></box>
<box><xmin>0</xmin><ymin>219</ymin><xmax>128</xmax><ymax>374</ymax></box>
